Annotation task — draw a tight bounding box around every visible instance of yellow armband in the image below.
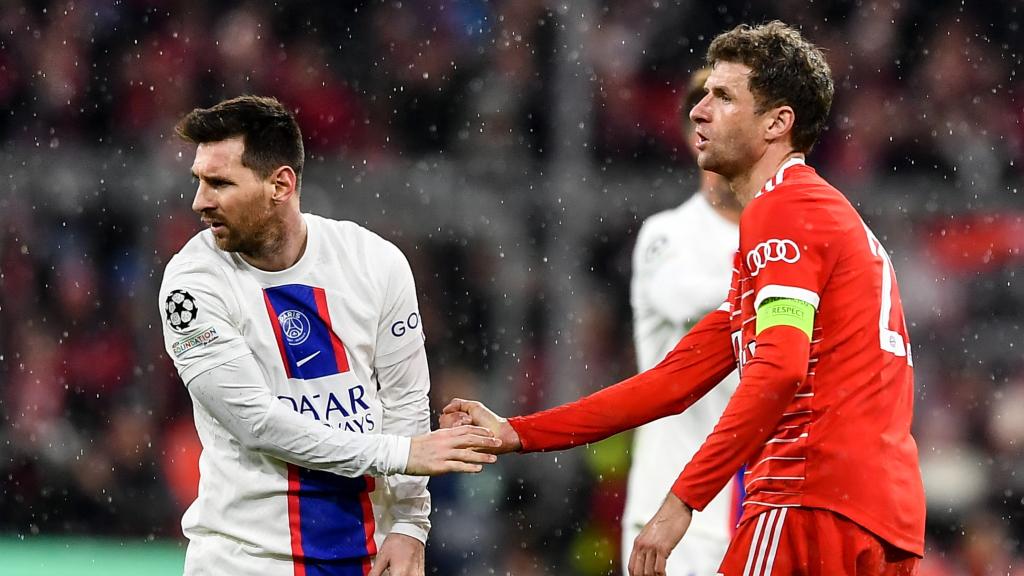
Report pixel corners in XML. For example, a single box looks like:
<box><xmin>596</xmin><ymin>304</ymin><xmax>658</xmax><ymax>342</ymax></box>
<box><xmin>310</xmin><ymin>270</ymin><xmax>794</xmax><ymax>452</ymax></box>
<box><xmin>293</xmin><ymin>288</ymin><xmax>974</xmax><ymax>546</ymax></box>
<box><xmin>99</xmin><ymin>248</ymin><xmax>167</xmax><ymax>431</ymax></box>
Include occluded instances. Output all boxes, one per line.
<box><xmin>756</xmin><ymin>297</ymin><xmax>815</xmax><ymax>339</ymax></box>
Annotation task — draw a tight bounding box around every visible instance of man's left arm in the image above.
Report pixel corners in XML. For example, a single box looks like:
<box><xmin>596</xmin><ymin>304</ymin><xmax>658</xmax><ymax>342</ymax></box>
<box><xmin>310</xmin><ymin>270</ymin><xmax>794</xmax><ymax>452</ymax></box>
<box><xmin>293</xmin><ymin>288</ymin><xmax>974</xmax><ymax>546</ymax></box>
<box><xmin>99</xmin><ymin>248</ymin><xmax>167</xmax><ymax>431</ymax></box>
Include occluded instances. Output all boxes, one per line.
<box><xmin>629</xmin><ymin>317</ymin><xmax>811</xmax><ymax>576</ymax></box>
<box><xmin>370</xmin><ymin>345</ymin><xmax>431</xmax><ymax>576</ymax></box>
<box><xmin>379</xmin><ymin>345</ymin><xmax>432</xmax><ymax>540</ymax></box>
<box><xmin>370</xmin><ymin>239</ymin><xmax>430</xmax><ymax>576</ymax></box>
<box><xmin>671</xmin><ymin>316</ymin><xmax>810</xmax><ymax>509</ymax></box>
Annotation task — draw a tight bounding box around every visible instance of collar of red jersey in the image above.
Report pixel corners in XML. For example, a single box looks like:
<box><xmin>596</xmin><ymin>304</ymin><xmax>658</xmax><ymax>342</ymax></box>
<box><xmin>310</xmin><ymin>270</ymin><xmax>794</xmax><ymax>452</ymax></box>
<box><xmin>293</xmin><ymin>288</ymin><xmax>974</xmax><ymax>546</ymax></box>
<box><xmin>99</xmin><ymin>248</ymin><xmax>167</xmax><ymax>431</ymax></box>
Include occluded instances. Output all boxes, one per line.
<box><xmin>755</xmin><ymin>157</ymin><xmax>806</xmax><ymax>198</ymax></box>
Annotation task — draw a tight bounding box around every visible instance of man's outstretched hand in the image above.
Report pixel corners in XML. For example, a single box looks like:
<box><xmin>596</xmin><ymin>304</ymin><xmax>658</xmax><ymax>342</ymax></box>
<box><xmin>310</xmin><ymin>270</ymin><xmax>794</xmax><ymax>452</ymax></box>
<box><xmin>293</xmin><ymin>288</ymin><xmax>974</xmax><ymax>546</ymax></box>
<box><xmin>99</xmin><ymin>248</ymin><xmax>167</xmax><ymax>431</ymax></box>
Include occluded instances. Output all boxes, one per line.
<box><xmin>405</xmin><ymin>425</ymin><xmax>501</xmax><ymax>475</ymax></box>
<box><xmin>440</xmin><ymin>398</ymin><xmax>521</xmax><ymax>454</ymax></box>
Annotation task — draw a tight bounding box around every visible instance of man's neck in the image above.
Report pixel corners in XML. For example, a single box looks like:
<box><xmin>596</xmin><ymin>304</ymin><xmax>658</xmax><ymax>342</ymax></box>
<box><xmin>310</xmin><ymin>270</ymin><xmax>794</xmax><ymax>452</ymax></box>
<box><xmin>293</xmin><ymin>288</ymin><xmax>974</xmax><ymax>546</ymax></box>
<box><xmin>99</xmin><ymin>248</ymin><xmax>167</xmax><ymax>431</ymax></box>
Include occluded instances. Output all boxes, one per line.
<box><xmin>241</xmin><ymin>211</ymin><xmax>308</xmax><ymax>272</ymax></box>
<box><xmin>699</xmin><ymin>173</ymin><xmax>741</xmax><ymax>225</ymax></box>
<box><xmin>731</xmin><ymin>149</ymin><xmax>805</xmax><ymax>207</ymax></box>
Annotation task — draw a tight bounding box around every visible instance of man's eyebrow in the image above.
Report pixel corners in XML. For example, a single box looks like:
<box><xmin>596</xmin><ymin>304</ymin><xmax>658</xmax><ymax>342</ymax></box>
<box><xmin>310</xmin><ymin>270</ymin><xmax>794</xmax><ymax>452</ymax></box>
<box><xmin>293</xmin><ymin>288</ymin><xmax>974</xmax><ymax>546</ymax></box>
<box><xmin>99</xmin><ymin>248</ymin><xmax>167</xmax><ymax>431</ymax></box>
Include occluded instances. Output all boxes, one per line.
<box><xmin>191</xmin><ymin>171</ymin><xmax>233</xmax><ymax>185</ymax></box>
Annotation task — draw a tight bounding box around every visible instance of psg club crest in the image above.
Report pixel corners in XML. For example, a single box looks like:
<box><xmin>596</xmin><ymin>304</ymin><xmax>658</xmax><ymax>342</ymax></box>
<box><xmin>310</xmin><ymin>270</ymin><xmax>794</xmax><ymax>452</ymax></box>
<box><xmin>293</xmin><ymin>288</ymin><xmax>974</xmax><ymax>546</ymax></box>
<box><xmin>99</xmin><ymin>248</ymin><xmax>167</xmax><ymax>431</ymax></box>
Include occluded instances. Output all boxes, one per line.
<box><xmin>278</xmin><ymin>309</ymin><xmax>311</xmax><ymax>346</ymax></box>
<box><xmin>166</xmin><ymin>289</ymin><xmax>198</xmax><ymax>331</ymax></box>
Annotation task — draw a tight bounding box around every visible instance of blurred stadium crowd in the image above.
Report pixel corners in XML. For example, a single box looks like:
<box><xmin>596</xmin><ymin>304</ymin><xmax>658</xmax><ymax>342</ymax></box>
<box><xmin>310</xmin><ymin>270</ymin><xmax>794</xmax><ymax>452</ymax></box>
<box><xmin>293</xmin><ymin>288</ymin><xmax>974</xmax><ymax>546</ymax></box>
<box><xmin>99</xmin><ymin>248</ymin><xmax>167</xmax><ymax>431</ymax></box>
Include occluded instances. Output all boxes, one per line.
<box><xmin>1</xmin><ymin>1</ymin><xmax>1023</xmax><ymax>574</ymax></box>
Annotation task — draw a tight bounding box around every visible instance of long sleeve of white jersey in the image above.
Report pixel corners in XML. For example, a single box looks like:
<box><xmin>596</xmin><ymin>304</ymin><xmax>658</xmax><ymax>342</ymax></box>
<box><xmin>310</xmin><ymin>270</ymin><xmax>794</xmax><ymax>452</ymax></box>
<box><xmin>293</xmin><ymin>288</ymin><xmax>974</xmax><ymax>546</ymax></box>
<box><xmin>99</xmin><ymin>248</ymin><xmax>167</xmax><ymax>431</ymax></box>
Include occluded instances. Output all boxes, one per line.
<box><xmin>370</xmin><ymin>236</ymin><xmax>432</xmax><ymax>542</ymax></box>
<box><xmin>159</xmin><ymin>258</ymin><xmax>411</xmax><ymax>478</ymax></box>
<box><xmin>376</xmin><ymin>345</ymin><xmax>432</xmax><ymax>543</ymax></box>
<box><xmin>188</xmin><ymin>353</ymin><xmax>410</xmax><ymax>477</ymax></box>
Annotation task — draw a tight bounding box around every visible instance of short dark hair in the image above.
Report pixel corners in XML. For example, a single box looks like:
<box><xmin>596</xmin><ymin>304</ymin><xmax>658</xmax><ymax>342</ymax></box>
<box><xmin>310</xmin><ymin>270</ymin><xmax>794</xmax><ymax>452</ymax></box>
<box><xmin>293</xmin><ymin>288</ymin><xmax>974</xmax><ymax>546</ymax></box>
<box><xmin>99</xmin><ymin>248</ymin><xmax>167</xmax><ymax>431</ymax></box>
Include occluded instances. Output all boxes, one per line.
<box><xmin>175</xmin><ymin>95</ymin><xmax>304</xmax><ymax>187</ymax></box>
<box><xmin>707</xmin><ymin>21</ymin><xmax>834</xmax><ymax>153</ymax></box>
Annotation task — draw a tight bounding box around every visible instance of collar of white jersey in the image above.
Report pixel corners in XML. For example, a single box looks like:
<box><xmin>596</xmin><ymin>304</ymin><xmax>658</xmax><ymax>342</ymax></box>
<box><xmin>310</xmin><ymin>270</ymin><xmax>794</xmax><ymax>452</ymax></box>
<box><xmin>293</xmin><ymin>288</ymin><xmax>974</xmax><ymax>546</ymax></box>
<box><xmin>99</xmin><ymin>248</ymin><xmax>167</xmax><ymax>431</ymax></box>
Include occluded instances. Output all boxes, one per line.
<box><xmin>755</xmin><ymin>156</ymin><xmax>806</xmax><ymax>199</ymax></box>
<box><xmin>235</xmin><ymin>213</ymin><xmax>320</xmax><ymax>283</ymax></box>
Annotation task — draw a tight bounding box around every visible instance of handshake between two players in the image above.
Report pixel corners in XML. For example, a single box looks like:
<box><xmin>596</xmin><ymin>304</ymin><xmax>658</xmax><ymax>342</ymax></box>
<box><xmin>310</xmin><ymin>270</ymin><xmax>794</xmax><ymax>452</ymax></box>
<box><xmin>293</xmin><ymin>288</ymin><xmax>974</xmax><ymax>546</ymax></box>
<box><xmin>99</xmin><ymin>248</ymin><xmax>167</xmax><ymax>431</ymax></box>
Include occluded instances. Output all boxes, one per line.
<box><xmin>439</xmin><ymin>399</ymin><xmax>520</xmax><ymax>455</ymax></box>
<box><xmin>162</xmin><ymin>19</ymin><xmax>924</xmax><ymax>576</ymax></box>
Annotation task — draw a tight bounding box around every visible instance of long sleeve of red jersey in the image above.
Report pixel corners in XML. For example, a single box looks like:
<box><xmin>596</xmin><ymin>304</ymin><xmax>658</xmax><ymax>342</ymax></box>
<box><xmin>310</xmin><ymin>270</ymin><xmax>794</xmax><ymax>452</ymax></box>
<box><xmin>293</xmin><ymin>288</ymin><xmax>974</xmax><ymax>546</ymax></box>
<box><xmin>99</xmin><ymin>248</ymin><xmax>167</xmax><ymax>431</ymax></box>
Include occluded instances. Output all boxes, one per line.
<box><xmin>671</xmin><ymin>324</ymin><xmax>809</xmax><ymax>511</ymax></box>
<box><xmin>508</xmin><ymin>309</ymin><xmax>736</xmax><ymax>452</ymax></box>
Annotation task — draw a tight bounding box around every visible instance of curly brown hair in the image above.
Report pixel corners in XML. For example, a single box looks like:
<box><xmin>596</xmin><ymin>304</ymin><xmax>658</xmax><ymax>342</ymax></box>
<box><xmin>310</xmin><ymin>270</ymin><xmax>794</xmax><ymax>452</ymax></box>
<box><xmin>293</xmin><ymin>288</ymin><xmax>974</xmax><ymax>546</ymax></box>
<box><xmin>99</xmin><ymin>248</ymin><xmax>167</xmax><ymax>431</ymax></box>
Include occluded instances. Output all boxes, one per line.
<box><xmin>707</xmin><ymin>21</ymin><xmax>834</xmax><ymax>153</ymax></box>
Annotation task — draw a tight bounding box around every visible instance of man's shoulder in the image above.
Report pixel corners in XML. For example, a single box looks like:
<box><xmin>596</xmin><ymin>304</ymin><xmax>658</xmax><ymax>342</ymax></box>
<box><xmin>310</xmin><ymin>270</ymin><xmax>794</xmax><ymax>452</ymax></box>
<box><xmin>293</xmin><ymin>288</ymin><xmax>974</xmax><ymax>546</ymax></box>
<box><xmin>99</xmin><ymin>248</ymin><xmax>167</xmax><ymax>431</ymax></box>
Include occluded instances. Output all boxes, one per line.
<box><xmin>631</xmin><ymin>207</ymin><xmax>682</xmax><ymax>280</ymax></box>
<box><xmin>637</xmin><ymin>197</ymin><xmax>693</xmax><ymax>241</ymax></box>
<box><xmin>770</xmin><ymin>164</ymin><xmax>844</xmax><ymax>203</ymax></box>
<box><xmin>311</xmin><ymin>214</ymin><xmax>404</xmax><ymax>262</ymax></box>
<box><xmin>749</xmin><ymin>167</ymin><xmax>852</xmax><ymax>220</ymax></box>
<box><xmin>636</xmin><ymin>194</ymin><xmax>720</xmax><ymax>254</ymax></box>
<box><xmin>741</xmin><ymin>168</ymin><xmax>863</xmax><ymax>253</ymax></box>
<box><xmin>163</xmin><ymin>231</ymin><xmax>231</xmax><ymax>285</ymax></box>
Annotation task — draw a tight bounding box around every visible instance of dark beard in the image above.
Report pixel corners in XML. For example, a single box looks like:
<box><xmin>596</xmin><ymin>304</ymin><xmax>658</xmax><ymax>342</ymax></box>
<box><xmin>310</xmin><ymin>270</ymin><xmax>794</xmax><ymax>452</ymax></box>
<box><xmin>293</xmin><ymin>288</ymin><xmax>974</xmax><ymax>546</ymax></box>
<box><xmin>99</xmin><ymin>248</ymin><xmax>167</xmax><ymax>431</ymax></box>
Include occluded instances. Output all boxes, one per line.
<box><xmin>215</xmin><ymin>203</ymin><xmax>283</xmax><ymax>260</ymax></box>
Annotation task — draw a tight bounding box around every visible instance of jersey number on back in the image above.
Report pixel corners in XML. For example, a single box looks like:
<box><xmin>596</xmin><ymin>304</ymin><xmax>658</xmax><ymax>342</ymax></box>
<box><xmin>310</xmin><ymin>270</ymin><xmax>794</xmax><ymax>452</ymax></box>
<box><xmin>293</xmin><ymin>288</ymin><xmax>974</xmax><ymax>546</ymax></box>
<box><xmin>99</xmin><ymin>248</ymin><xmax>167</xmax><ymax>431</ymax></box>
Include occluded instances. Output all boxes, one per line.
<box><xmin>863</xmin><ymin>223</ymin><xmax>912</xmax><ymax>366</ymax></box>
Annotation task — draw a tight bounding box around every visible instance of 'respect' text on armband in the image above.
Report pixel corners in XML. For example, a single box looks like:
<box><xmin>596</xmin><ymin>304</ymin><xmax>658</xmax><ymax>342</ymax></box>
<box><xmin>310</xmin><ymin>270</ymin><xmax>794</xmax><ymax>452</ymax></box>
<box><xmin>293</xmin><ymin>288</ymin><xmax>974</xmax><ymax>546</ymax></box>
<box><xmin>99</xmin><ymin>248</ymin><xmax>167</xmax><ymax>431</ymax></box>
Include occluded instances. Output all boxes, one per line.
<box><xmin>755</xmin><ymin>297</ymin><xmax>815</xmax><ymax>339</ymax></box>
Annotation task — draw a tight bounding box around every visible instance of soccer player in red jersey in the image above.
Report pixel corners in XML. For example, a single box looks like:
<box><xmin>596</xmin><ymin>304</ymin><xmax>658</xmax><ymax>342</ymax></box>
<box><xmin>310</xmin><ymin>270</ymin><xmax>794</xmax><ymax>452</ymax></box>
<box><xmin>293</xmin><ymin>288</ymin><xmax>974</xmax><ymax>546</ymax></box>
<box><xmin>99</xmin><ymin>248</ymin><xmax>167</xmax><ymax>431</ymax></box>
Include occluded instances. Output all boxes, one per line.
<box><xmin>443</xmin><ymin>21</ymin><xmax>925</xmax><ymax>576</ymax></box>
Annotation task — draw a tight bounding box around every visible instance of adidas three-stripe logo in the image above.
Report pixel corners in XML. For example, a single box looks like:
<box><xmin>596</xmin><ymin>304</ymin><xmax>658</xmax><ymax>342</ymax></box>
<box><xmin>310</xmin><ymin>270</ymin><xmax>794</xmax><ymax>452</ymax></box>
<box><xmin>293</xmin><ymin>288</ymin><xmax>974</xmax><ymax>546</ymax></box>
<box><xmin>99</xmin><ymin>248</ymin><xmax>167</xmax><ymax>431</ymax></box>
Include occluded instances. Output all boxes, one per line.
<box><xmin>742</xmin><ymin>508</ymin><xmax>789</xmax><ymax>576</ymax></box>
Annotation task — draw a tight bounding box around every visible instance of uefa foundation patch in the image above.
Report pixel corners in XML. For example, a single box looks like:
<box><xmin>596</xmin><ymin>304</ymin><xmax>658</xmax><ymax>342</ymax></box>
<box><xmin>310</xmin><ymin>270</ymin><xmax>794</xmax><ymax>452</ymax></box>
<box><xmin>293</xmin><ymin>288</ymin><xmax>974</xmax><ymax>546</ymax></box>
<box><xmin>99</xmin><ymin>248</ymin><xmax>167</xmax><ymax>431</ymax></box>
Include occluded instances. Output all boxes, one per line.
<box><xmin>172</xmin><ymin>327</ymin><xmax>220</xmax><ymax>357</ymax></box>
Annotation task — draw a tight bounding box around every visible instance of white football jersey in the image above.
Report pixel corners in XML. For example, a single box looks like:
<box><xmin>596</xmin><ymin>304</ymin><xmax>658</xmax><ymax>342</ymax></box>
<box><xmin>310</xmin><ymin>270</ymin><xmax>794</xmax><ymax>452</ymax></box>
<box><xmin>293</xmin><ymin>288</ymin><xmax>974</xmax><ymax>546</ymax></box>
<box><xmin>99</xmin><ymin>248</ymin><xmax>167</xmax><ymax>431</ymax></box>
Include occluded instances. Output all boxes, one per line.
<box><xmin>625</xmin><ymin>193</ymin><xmax>741</xmax><ymax>575</ymax></box>
<box><xmin>159</xmin><ymin>214</ymin><xmax>429</xmax><ymax>575</ymax></box>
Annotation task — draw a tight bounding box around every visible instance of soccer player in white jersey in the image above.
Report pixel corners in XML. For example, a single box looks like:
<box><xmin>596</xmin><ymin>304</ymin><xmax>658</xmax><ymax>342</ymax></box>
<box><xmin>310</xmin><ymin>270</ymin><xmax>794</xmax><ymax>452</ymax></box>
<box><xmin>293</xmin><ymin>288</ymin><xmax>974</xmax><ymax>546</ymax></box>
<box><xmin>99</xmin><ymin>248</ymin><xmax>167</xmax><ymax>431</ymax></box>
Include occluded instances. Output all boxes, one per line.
<box><xmin>159</xmin><ymin>96</ymin><xmax>501</xmax><ymax>576</ymax></box>
<box><xmin>624</xmin><ymin>68</ymin><xmax>742</xmax><ymax>576</ymax></box>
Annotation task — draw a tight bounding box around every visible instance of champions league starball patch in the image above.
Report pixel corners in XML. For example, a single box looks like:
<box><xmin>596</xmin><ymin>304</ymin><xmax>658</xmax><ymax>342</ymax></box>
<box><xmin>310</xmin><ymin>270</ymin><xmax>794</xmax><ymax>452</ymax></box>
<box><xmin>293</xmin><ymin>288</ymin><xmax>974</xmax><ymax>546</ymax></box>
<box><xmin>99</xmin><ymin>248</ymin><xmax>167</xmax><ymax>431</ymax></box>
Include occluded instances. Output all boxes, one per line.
<box><xmin>165</xmin><ymin>289</ymin><xmax>198</xmax><ymax>331</ymax></box>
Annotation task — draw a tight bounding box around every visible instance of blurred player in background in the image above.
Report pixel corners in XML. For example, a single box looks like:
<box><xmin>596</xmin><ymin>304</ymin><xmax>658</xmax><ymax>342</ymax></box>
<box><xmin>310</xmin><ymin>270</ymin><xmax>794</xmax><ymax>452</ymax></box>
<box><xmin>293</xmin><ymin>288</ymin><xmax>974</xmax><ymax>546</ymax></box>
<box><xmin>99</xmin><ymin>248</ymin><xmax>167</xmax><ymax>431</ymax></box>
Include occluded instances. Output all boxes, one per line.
<box><xmin>624</xmin><ymin>67</ymin><xmax>741</xmax><ymax>576</ymax></box>
<box><xmin>159</xmin><ymin>96</ymin><xmax>500</xmax><ymax>576</ymax></box>
<box><xmin>444</xmin><ymin>21</ymin><xmax>924</xmax><ymax>575</ymax></box>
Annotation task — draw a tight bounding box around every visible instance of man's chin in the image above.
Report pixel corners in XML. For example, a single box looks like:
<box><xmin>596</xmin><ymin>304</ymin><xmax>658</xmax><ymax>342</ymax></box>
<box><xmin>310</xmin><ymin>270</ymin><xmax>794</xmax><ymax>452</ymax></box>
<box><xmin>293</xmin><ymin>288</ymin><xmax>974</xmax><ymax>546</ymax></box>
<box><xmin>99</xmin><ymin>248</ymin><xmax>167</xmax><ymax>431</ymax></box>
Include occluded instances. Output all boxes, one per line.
<box><xmin>697</xmin><ymin>152</ymin><xmax>731</xmax><ymax>178</ymax></box>
<box><xmin>696</xmin><ymin>152</ymin><xmax>716</xmax><ymax>171</ymax></box>
<box><xmin>211</xmin><ymin>234</ymin><xmax>239</xmax><ymax>253</ymax></box>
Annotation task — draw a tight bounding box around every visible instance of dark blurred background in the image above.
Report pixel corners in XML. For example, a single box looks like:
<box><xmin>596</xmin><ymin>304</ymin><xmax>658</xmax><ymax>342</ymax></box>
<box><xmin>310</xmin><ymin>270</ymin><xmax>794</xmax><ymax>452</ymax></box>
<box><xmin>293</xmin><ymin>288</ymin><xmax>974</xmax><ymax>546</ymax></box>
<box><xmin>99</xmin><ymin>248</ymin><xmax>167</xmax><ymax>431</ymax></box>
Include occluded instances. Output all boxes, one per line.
<box><xmin>1</xmin><ymin>1</ymin><xmax>1022</xmax><ymax>574</ymax></box>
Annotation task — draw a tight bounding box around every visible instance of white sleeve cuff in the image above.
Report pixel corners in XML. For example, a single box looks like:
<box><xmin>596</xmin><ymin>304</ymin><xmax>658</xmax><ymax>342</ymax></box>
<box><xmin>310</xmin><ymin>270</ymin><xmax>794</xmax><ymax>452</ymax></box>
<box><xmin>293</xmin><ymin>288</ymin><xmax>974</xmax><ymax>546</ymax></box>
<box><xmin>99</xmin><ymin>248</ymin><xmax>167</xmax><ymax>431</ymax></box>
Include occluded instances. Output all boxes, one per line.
<box><xmin>389</xmin><ymin>521</ymin><xmax>429</xmax><ymax>544</ymax></box>
<box><xmin>376</xmin><ymin>434</ymin><xmax>411</xmax><ymax>476</ymax></box>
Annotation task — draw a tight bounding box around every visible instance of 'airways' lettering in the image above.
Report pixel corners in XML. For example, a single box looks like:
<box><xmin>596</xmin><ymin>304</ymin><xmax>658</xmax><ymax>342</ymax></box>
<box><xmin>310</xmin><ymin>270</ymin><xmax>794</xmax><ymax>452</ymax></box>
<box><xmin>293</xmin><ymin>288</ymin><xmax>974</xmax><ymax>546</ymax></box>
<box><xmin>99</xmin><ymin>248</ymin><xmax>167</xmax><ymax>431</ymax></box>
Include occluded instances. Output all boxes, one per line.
<box><xmin>277</xmin><ymin>385</ymin><xmax>374</xmax><ymax>431</ymax></box>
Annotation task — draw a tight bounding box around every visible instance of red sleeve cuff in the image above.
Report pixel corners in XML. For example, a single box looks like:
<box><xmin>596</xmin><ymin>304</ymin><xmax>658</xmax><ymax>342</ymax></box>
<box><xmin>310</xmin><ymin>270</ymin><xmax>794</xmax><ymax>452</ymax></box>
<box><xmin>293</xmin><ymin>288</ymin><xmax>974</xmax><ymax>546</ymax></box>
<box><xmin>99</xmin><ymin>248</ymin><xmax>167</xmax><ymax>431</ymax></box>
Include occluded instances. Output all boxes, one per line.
<box><xmin>670</xmin><ymin>483</ymin><xmax>699</xmax><ymax>513</ymax></box>
<box><xmin>507</xmin><ymin>416</ymin><xmax>531</xmax><ymax>452</ymax></box>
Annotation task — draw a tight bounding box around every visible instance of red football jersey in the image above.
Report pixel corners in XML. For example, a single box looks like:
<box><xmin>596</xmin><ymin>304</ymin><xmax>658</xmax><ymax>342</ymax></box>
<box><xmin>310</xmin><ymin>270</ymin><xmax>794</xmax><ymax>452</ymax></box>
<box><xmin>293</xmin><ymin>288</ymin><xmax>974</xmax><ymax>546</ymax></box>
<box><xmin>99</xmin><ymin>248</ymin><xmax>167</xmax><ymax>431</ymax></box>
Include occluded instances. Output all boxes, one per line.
<box><xmin>508</xmin><ymin>158</ymin><xmax>925</xmax><ymax>556</ymax></box>
<box><xmin>671</xmin><ymin>158</ymin><xmax>924</xmax><ymax>555</ymax></box>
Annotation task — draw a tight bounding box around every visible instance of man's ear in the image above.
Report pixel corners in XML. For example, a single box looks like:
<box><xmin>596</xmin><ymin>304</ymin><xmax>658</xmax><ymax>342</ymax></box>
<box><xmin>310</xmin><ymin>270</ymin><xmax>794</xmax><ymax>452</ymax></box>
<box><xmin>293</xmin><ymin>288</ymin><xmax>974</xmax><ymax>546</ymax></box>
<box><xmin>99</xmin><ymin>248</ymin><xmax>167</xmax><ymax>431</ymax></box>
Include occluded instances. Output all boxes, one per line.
<box><xmin>764</xmin><ymin>105</ymin><xmax>795</xmax><ymax>145</ymax></box>
<box><xmin>269</xmin><ymin>166</ymin><xmax>298</xmax><ymax>204</ymax></box>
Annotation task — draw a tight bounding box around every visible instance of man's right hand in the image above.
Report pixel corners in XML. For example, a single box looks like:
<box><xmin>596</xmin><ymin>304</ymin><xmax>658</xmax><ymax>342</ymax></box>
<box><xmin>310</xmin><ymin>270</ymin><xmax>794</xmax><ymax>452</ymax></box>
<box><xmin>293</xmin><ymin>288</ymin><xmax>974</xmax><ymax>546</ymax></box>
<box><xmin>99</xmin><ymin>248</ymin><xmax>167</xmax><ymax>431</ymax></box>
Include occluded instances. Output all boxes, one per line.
<box><xmin>439</xmin><ymin>398</ymin><xmax>521</xmax><ymax>454</ymax></box>
<box><xmin>405</xmin><ymin>425</ymin><xmax>501</xmax><ymax>475</ymax></box>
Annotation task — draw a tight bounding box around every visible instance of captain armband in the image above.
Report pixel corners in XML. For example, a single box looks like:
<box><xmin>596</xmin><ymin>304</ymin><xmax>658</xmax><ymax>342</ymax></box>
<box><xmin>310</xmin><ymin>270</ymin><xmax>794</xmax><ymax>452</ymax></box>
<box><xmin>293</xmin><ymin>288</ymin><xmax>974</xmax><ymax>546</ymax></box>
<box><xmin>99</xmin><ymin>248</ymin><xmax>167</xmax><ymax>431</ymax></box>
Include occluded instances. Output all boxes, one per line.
<box><xmin>755</xmin><ymin>297</ymin><xmax>815</xmax><ymax>339</ymax></box>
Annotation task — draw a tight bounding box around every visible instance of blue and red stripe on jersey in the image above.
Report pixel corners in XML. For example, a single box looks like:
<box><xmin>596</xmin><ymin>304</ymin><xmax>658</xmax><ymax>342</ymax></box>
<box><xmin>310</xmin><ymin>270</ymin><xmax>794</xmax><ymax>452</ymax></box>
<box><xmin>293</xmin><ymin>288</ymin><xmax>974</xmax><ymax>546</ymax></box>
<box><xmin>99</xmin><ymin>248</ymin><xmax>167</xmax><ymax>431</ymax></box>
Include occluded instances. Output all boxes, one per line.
<box><xmin>263</xmin><ymin>284</ymin><xmax>350</xmax><ymax>380</ymax></box>
<box><xmin>287</xmin><ymin>465</ymin><xmax>377</xmax><ymax>574</ymax></box>
<box><xmin>262</xmin><ymin>284</ymin><xmax>376</xmax><ymax>572</ymax></box>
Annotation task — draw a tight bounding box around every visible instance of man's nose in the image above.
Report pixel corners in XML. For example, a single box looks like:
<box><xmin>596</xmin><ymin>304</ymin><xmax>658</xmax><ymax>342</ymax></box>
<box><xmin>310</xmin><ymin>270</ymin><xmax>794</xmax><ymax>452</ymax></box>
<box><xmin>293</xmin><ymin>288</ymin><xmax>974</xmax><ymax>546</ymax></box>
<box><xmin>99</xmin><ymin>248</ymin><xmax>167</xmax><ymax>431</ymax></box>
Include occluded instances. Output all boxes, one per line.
<box><xmin>689</xmin><ymin>94</ymin><xmax>710</xmax><ymax>124</ymax></box>
<box><xmin>192</xmin><ymin>183</ymin><xmax>215</xmax><ymax>214</ymax></box>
